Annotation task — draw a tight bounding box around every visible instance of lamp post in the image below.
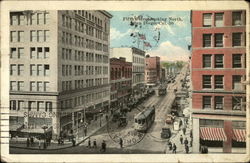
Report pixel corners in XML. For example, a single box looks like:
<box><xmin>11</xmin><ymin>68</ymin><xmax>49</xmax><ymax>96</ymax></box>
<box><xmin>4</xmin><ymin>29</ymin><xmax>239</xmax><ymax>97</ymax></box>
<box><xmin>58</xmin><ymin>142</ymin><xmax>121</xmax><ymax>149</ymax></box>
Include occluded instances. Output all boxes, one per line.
<box><xmin>41</xmin><ymin>125</ymin><xmax>48</xmax><ymax>149</ymax></box>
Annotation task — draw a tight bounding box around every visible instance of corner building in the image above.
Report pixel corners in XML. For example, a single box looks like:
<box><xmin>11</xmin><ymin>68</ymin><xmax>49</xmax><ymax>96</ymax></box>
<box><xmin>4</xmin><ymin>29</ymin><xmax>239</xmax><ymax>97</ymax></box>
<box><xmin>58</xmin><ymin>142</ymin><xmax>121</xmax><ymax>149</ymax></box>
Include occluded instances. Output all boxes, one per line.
<box><xmin>145</xmin><ymin>55</ymin><xmax>161</xmax><ymax>86</ymax></box>
<box><xmin>9</xmin><ymin>10</ymin><xmax>112</xmax><ymax>139</ymax></box>
<box><xmin>191</xmin><ymin>10</ymin><xmax>246</xmax><ymax>153</ymax></box>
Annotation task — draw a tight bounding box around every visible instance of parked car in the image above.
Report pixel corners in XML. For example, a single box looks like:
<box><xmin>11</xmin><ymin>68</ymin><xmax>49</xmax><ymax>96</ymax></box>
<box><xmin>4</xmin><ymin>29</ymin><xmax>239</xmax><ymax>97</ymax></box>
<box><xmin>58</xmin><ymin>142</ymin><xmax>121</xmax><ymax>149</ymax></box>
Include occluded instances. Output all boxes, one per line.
<box><xmin>161</xmin><ymin>127</ymin><xmax>171</xmax><ymax>139</ymax></box>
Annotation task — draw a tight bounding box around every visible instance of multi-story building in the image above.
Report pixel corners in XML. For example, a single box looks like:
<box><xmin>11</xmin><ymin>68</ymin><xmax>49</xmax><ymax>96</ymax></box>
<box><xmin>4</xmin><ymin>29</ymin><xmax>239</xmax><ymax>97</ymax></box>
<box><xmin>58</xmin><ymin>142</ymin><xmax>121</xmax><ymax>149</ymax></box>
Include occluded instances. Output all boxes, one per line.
<box><xmin>160</xmin><ymin>68</ymin><xmax>166</xmax><ymax>82</ymax></box>
<box><xmin>9</xmin><ymin>10</ymin><xmax>112</xmax><ymax>138</ymax></box>
<box><xmin>191</xmin><ymin>10</ymin><xmax>246</xmax><ymax>153</ymax></box>
<box><xmin>110</xmin><ymin>57</ymin><xmax>132</xmax><ymax>109</ymax></box>
<box><xmin>110</xmin><ymin>47</ymin><xmax>145</xmax><ymax>99</ymax></box>
<box><xmin>145</xmin><ymin>55</ymin><xmax>161</xmax><ymax>86</ymax></box>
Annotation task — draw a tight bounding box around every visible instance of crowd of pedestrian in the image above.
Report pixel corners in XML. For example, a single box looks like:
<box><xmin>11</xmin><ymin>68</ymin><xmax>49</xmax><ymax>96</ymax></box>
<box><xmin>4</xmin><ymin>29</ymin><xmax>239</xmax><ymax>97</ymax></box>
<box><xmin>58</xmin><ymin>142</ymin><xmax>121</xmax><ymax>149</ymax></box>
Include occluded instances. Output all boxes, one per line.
<box><xmin>26</xmin><ymin>136</ymin><xmax>52</xmax><ymax>149</ymax></box>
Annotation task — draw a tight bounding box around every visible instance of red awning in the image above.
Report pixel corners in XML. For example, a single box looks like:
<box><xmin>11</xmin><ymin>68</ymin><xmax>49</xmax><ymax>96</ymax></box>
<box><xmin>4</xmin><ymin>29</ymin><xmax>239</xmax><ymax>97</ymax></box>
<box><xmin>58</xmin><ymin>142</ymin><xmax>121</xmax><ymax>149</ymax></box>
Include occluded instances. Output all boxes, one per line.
<box><xmin>200</xmin><ymin>127</ymin><xmax>227</xmax><ymax>141</ymax></box>
<box><xmin>233</xmin><ymin>129</ymin><xmax>246</xmax><ymax>142</ymax></box>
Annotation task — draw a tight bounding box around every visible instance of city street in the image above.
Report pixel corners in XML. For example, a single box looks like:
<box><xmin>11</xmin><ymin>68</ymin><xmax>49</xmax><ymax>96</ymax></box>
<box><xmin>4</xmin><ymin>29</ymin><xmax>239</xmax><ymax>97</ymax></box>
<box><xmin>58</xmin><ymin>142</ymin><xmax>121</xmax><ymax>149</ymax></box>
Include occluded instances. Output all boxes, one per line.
<box><xmin>10</xmin><ymin>65</ymin><xmax>190</xmax><ymax>154</ymax></box>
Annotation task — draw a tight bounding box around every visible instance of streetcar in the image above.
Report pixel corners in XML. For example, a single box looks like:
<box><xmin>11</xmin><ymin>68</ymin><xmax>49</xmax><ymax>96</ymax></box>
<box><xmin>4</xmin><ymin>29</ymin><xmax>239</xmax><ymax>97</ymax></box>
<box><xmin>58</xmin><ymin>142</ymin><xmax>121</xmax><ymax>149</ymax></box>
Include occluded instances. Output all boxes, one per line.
<box><xmin>155</xmin><ymin>84</ymin><xmax>167</xmax><ymax>96</ymax></box>
<box><xmin>134</xmin><ymin>106</ymin><xmax>155</xmax><ymax>132</ymax></box>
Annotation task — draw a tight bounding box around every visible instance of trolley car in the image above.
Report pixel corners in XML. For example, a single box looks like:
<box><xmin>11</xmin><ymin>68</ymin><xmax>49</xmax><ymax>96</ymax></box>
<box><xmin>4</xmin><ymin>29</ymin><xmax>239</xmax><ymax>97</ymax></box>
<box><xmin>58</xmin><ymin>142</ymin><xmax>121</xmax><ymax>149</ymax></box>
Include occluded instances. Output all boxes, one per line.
<box><xmin>155</xmin><ymin>84</ymin><xmax>167</xmax><ymax>96</ymax></box>
<box><xmin>134</xmin><ymin>106</ymin><xmax>155</xmax><ymax>132</ymax></box>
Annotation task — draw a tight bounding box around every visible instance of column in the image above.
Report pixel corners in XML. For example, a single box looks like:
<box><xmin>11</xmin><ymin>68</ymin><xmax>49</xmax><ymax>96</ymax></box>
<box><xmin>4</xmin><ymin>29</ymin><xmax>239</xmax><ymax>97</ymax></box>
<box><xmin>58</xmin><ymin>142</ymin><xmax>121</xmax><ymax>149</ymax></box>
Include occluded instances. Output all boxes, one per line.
<box><xmin>192</xmin><ymin>118</ymin><xmax>200</xmax><ymax>153</ymax></box>
<box><xmin>223</xmin><ymin>120</ymin><xmax>232</xmax><ymax>153</ymax></box>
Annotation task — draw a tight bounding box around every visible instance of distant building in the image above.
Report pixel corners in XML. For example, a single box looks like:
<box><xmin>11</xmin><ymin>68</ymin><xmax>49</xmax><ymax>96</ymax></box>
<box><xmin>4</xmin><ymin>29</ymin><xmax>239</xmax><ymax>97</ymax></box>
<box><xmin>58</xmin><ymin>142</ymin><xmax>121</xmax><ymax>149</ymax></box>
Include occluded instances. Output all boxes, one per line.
<box><xmin>9</xmin><ymin>10</ymin><xmax>112</xmax><ymax>138</ymax></box>
<box><xmin>145</xmin><ymin>55</ymin><xmax>161</xmax><ymax>86</ymax></box>
<box><xmin>160</xmin><ymin>68</ymin><xmax>166</xmax><ymax>82</ymax></box>
<box><xmin>191</xmin><ymin>10</ymin><xmax>246</xmax><ymax>153</ymax></box>
<box><xmin>111</xmin><ymin>47</ymin><xmax>145</xmax><ymax>99</ymax></box>
<box><xmin>110</xmin><ymin>57</ymin><xmax>132</xmax><ymax>110</ymax></box>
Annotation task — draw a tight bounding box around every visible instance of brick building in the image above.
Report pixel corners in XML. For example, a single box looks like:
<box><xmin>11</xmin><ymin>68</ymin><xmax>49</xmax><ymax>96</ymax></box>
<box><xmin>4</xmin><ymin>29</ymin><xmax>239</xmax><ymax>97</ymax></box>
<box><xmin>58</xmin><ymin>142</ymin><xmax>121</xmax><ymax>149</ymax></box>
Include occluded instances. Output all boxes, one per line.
<box><xmin>9</xmin><ymin>10</ymin><xmax>112</xmax><ymax>138</ymax></box>
<box><xmin>110</xmin><ymin>57</ymin><xmax>132</xmax><ymax>109</ymax></box>
<box><xmin>145</xmin><ymin>55</ymin><xmax>161</xmax><ymax>86</ymax></box>
<box><xmin>191</xmin><ymin>10</ymin><xmax>246</xmax><ymax>153</ymax></box>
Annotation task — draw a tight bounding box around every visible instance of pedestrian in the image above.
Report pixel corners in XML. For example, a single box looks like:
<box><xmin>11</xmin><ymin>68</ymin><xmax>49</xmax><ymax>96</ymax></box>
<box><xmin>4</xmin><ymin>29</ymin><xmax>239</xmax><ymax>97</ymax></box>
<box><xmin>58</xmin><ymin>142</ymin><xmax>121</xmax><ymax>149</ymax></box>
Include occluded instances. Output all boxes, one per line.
<box><xmin>84</xmin><ymin>127</ymin><xmax>87</xmax><ymax>137</ymax></box>
<box><xmin>101</xmin><ymin>140</ymin><xmax>106</xmax><ymax>152</ymax></box>
<box><xmin>185</xmin><ymin>118</ymin><xmax>188</xmax><ymax>125</ymax></box>
<box><xmin>72</xmin><ymin>137</ymin><xmax>76</xmax><ymax>146</ymax></box>
<box><xmin>172</xmin><ymin>143</ymin><xmax>177</xmax><ymax>154</ymax></box>
<box><xmin>93</xmin><ymin>139</ymin><xmax>97</xmax><ymax>148</ymax></box>
<box><xmin>88</xmin><ymin>138</ymin><xmax>91</xmax><ymax>148</ymax></box>
<box><xmin>180</xmin><ymin>135</ymin><xmax>183</xmax><ymax>144</ymax></box>
<box><xmin>182</xmin><ymin>127</ymin><xmax>186</xmax><ymax>135</ymax></box>
<box><xmin>190</xmin><ymin>138</ymin><xmax>193</xmax><ymax>147</ymax></box>
<box><xmin>58</xmin><ymin>137</ymin><xmax>61</xmax><ymax>145</ymax></box>
<box><xmin>30</xmin><ymin>137</ymin><xmax>34</xmax><ymax>147</ymax></box>
<box><xmin>184</xmin><ymin>138</ymin><xmax>189</xmax><ymax>146</ymax></box>
<box><xmin>179</xmin><ymin>119</ymin><xmax>183</xmax><ymax>128</ymax></box>
<box><xmin>119</xmin><ymin>138</ymin><xmax>123</xmax><ymax>148</ymax></box>
<box><xmin>48</xmin><ymin>137</ymin><xmax>51</xmax><ymax>146</ymax></box>
<box><xmin>168</xmin><ymin>141</ymin><xmax>172</xmax><ymax>151</ymax></box>
<box><xmin>190</xmin><ymin>130</ymin><xmax>193</xmax><ymax>139</ymax></box>
<box><xmin>38</xmin><ymin>138</ymin><xmax>41</xmax><ymax>149</ymax></box>
<box><xmin>185</xmin><ymin>144</ymin><xmax>189</xmax><ymax>154</ymax></box>
<box><xmin>26</xmin><ymin>137</ymin><xmax>30</xmax><ymax>147</ymax></box>
<box><xmin>106</xmin><ymin>114</ymin><xmax>108</xmax><ymax>121</ymax></box>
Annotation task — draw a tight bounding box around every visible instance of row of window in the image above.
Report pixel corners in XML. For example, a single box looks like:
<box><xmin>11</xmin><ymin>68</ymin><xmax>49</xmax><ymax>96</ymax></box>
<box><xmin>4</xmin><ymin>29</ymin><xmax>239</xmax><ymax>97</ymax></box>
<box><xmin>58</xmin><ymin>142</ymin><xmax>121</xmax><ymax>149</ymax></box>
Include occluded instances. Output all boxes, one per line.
<box><xmin>202</xmin><ymin>96</ymin><xmax>246</xmax><ymax>111</ymax></box>
<box><xmin>202</xmin><ymin>75</ymin><xmax>244</xmax><ymax>90</ymax></box>
<box><xmin>10</xmin><ymin>100</ymin><xmax>52</xmax><ymax>112</ymax></box>
<box><xmin>111</xmin><ymin>81</ymin><xmax>132</xmax><ymax>91</ymax></box>
<box><xmin>133</xmin><ymin>65</ymin><xmax>145</xmax><ymax>73</ymax></box>
<box><xmin>10</xmin><ymin>81</ymin><xmax>50</xmax><ymax>92</ymax></box>
<box><xmin>202</xmin><ymin>53</ymin><xmax>244</xmax><ymax>68</ymax></box>
<box><xmin>200</xmin><ymin>119</ymin><xmax>245</xmax><ymax>129</ymax></box>
<box><xmin>133</xmin><ymin>74</ymin><xmax>145</xmax><ymax>84</ymax></box>
<box><xmin>10</xmin><ymin>47</ymin><xmax>50</xmax><ymax>59</ymax></box>
<box><xmin>74</xmin><ymin>10</ymin><xmax>103</xmax><ymax>26</ymax></box>
<box><xmin>133</xmin><ymin>56</ymin><xmax>145</xmax><ymax>64</ymax></box>
<box><xmin>203</xmin><ymin>32</ymin><xmax>244</xmax><ymax>47</ymax></box>
<box><xmin>203</xmin><ymin>11</ymin><xmax>243</xmax><ymax>27</ymax></box>
<box><xmin>10</xmin><ymin>12</ymin><xmax>49</xmax><ymax>26</ymax></box>
<box><xmin>110</xmin><ymin>68</ymin><xmax>132</xmax><ymax>80</ymax></box>
<box><xmin>10</xmin><ymin>64</ymin><xmax>50</xmax><ymax>76</ymax></box>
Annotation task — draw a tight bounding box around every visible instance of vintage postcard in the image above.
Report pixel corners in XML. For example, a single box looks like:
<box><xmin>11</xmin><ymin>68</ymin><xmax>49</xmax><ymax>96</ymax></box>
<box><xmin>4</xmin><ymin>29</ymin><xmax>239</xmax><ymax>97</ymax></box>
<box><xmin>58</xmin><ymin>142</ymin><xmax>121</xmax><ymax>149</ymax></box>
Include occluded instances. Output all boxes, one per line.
<box><xmin>0</xmin><ymin>0</ymin><xmax>249</xmax><ymax>162</ymax></box>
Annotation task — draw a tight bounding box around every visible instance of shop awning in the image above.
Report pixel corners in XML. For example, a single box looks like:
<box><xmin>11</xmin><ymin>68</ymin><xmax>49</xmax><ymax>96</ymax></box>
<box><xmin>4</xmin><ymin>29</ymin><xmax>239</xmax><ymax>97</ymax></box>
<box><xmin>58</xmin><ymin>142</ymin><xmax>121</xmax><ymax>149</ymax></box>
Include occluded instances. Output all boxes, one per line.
<box><xmin>200</xmin><ymin>127</ymin><xmax>227</xmax><ymax>141</ymax></box>
<box><xmin>233</xmin><ymin>129</ymin><xmax>246</xmax><ymax>142</ymax></box>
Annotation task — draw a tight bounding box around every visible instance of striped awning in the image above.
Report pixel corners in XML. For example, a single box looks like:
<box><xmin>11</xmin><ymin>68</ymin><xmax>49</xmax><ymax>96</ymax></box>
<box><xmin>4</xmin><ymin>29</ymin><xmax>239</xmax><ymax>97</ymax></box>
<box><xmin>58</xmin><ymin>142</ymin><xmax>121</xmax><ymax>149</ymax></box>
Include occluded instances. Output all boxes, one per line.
<box><xmin>233</xmin><ymin>129</ymin><xmax>246</xmax><ymax>142</ymax></box>
<box><xmin>200</xmin><ymin>127</ymin><xmax>227</xmax><ymax>141</ymax></box>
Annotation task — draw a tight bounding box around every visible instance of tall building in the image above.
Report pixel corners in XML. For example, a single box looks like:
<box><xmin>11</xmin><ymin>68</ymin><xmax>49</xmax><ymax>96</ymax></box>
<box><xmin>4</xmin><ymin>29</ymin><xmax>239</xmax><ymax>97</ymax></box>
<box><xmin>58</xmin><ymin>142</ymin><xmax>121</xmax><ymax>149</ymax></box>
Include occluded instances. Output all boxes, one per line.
<box><xmin>191</xmin><ymin>10</ymin><xmax>246</xmax><ymax>153</ymax></box>
<box><xmin>110</xmin><ymin>47</ymin><xmax>145</xmax><ymax>99</ymax></box>
<box><xmin>110</xmin><ymin>57</ymin><xmax>132</xmax><ymax>110</ymax></box>
<box><xmin>9</xmin><ymin>10</ymin><xmax>112</xmax><ymax>138</ymax></box>
<box><xmin>145</xmin><ymin>55</ymin><xmax>161</xmax><ymax>86</ymax></box>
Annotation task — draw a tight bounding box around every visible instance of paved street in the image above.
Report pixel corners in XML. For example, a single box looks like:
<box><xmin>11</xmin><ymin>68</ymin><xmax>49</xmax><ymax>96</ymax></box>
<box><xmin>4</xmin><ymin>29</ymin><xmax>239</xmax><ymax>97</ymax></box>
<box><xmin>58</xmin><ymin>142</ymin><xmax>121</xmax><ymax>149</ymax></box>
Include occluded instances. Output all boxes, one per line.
<box><xmin>10</xmin><ymin>65</ymin><xmax>191</xmax><ymax>154</ymax></box>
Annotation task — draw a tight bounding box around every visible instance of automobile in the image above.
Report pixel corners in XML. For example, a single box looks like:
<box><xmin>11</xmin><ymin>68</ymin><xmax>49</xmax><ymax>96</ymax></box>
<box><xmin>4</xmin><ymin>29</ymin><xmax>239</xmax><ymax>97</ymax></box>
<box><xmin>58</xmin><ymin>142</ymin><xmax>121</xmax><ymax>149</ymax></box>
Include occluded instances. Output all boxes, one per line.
<box><xmin>118</xmin><ymin>117</ymin><xmax>128</xmax><ymax>127</ymax></box>
<box><xmin>112</xmin><ymin>112</ymin><xmax>121</xmax><ymax>122</ymax></box>
<box><xmin>161</xmin><ymin>127</ymin><xmax>171</xmax><ymax>139</ymax></box>
<box><xmin>166</xmin><ymin>114</ymin><xmax>175</xmax><ymax>124</ymax></box>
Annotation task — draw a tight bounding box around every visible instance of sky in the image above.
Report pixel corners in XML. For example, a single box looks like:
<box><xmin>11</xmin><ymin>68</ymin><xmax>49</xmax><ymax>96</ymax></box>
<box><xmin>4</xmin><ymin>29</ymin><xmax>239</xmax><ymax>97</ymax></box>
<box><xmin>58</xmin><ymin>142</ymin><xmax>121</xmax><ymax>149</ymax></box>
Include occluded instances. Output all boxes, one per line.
<box><xmin>109</xmin><ymin>11</ymin><xmax>191</xmax><ymax>62</ymax></box>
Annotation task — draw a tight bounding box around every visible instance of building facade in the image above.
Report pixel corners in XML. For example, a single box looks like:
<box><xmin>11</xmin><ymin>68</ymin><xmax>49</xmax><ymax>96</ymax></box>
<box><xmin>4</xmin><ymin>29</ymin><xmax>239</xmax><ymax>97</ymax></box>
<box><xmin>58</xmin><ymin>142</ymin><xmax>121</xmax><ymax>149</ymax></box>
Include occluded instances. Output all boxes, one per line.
<box><xmin>110</xmin><ymin>47</ymin><xmax>145</xmax><ymax>99</ymax></box>
<box><xmin>191</xmin><ymin>10</ymin><xmax>246</xmax><ymax>153</ymax></box>
<box><xmin>110</xmin><ymin>57</ymin><xmax>132</xmax><ymax>110</ymax></box>
<box><xmin>9</xmin><ymin>10</ymin><xmax>112</xmax><ymax>138</ymax></box>
<box><xmin>145</xmin><ymin>55</ymin><xmax>161</xmax><ymax>86</ymax></box>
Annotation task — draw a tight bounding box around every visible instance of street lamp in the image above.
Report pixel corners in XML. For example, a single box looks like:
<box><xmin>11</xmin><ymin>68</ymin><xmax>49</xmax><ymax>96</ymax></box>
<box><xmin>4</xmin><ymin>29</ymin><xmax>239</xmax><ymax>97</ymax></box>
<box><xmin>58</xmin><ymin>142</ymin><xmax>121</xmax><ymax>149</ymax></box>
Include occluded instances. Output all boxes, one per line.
<box><xmin>41</xmin><ymin>125</ymin><xmax>48</xmax><ymax>149</ymax></box>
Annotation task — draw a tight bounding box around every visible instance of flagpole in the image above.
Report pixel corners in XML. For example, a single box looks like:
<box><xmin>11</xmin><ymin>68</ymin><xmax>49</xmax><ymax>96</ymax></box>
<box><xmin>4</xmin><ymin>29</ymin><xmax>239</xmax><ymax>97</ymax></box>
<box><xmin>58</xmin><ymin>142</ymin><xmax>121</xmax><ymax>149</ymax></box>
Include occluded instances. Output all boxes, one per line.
<box><xmin>137</xmin><ymin>32</ymin><xmax>140</xmax><ymax>49</ymax></box>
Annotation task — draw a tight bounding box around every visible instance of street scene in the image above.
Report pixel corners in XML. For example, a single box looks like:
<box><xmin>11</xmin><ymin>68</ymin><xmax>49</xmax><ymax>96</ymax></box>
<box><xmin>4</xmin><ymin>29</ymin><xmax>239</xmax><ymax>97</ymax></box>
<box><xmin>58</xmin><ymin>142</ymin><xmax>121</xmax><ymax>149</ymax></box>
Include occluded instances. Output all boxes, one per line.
<box><xmin>8</xmin><ymin>9</ymin><xmax>246</xmax><ymax>155</ymax></box>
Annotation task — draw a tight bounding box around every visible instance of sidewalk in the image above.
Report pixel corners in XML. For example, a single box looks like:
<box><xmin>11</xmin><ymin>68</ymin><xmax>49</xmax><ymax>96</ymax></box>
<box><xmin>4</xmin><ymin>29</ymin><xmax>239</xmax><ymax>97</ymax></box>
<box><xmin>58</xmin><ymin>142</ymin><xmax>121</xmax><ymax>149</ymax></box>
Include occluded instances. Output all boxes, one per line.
<box><xmin>10</xmin><ymin>113</ymin><xmax>111</xmax><ymax>150</ymax></box>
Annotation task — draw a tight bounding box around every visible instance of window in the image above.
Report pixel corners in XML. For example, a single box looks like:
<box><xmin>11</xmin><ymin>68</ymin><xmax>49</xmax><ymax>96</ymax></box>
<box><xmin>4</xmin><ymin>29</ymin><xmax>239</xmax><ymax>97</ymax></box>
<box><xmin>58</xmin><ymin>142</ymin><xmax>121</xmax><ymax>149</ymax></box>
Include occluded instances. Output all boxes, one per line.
<box><xmin>31</xmin><ymin>14</ymin><xmax>36</xmax><ymax>25</ymax></box>
<box><xmin>232</xmin><ymin>121</ymin><xmax>246</xmax><ymax>129</ymax></box>
<box><xmin>44</xmin><ymin>47</ymin><xmax>49</xmax><ymax>58</ymax></box>
<box><xmin>37</xmin><ymin>48</ymin><xmax>43</xmax><ymax>59</ymax></box>
<box><xmin>17</xmin><ymin>101</ymin><xmax>24</xmax><ymax>110</ymax></box>
<box><xmin>19</xmin><ymin>15</ymin><xmax>25</xmax><ymax>25</ymax></box>
<box><xmin>11</xmin><ymin>15</ymin><xmax>18</xmax><ymax>25</ymax></box>
<box><xmin>203</xmin><ymin>54</ymin><xmax>212</xmax><ymax>68</ymax></box>
<box><xmin>30</xmin><ymin>47</ymin><xmax>36</xmax><ymax>58</ymax></box>
<box><xmin>200</xmin><ymin>119</ymin><xmax>223</xmax><ymax>127</ymax></box>
<box><xmin>44</xmin><ymin>82</ymin><xmax>50</xmax><ymax>91</ymax></box>
<box><xmin>45</xmin><ymin>102</ymin><xmax>52</xmax><ymax>112</ymax></box>
<box><xmin>232</xmin><ymin>96</ymin><xmax>242</xmax><ymax>110</ymax></box>
<box><xmin>10</xmin><ymin>100</ymin><xmax>16</xmax><ymax>110</ymax></box>
<box><xmin>30</xmin><ymin>64</ymin><xmax>36</xmax><ymax>76</ymax></box>
<box><xmin>214</xmin><ymin>75</ymin><xmax>224</xmax><ymax>89</ymax></box>
<box><xmin>215</xmin><ymin>34</ymin><xmax>223</xmax><ymax>47</ymax></box>
<box><xmin>232</xmin><ymin>54</ymin><xmax>242</xmax><ymax>68</ymax></box>
<box><xmin>203</xmin><ymin>13</ymin><xmax>212</xmax><ymax>27</ymax></box>
<box><xmin>44</xmin><ymin>30</ymin><xmax>49</xmax><ymax>42</ymax></box>
<box><xmin>215</xmin><ymin>96</ymin><xmax>223</xmax><ymax>110</ymax></box>
<box><xmin>10</xmin><ymin>81</ymin><xmax>17</xmax><ymax>91</ymax></box>
<box><xmin>31</xmin><ymin>31</ymin><xmax>36</xmax><ymax>42</ymax></box>
<box><xmin>232</xmin><ymin>12</ymin><xmax>242</xmax><ymax>26</ymax></box>
<box><xmin>215</xmin><ymin>13</ymin><xmax>224</xmax><ymax>27</ymax></box>
<box><xmin>30</xmin><ymin>81</ymin><xmax>36</xmax><ymax>91</ymax></box>
<box><xmin>233</xmin><ymin>75</ymin><xmax>242</xmax><ymax>90</ymax></box>
<box><xmin>214</xmin><ymin>54</ymin><xmax>224</xmax><ymax>68</ymax></box>
<box><xmin>38</xmin><ymin>30</ymin><xmax>44</xmax><ymax>42</ymax></box>
<box><xmin>10</xmin><ymin>48</ymin><xmax>17</xmax><ymax>58</ymax></box>
<box><xmin>203</xmin><ymin>96</ymin><xmax>211</xmax><ymax>109</ymax></box>
<box><xmin>232</xmin><ymin>33</ymin><xmax>242</xmax><ymax>46</ymax></box>
<box><xmin>17</xmin><ymin>81</ymin><xmax>24</xmax><ymax>91</ymax></box>
<box><xmin>10</xmin><ymin>64</ymin><xmax>16</xmax><ymax>75</ymax></box>
<box><xmin>37</xmin><ymin>82</ymin><xmax>43</xmax><ymax>91</ymax></box>
<box><xmin>37</xmin><ymin>64</ymin><xmax>43</xmax><ymax>76</ymax></box>
<box><xmin>203</xmin><ymin>34</ymin><xmax>211</xmax><ymax>47</ymax></box>
<box><xmin>18</xmin><ymin>31</ymin><xmax>24</xmax><ymax>42</ymax></box>
<box><xmin>37</xmin><ymin>13</ymin><xmax>44</xmax><ymax>25</ymax></box>
<box><xmin>44</xmin><ymin>65</ymin><xmax>50</xmax><ymax>76</ymax></box>
<box><xmin>18</xmin><ymin>48</ymin><xmax>24</xmax><ymax>58</ymax></box>
<box><xmin>44</xmin><ymin>13</ymin><xmax>49</xmax><ymax>24</ymax></box>
<box><xmin>17</xmin><ymin>64</ymin><xmax>24</xmax><ymax>75</ymax></box>
<box><xmin>203</xmin><ymin>75</ymin><xmax>212</xmax><ymax>89</ymax></box>
<box><xmin>10</xmin><ymin>31</ymin><xmax>17</xmax><ymax>42</ymax></box>
<box><xmin>37</xmin><ymin>101</ymin><xmax>44</xmax><ymax>111</ymax></box>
